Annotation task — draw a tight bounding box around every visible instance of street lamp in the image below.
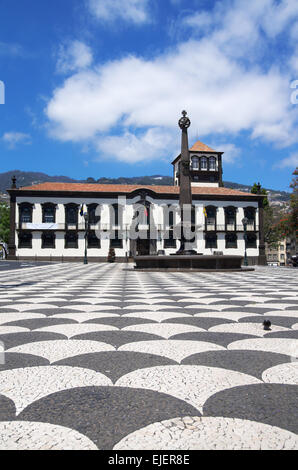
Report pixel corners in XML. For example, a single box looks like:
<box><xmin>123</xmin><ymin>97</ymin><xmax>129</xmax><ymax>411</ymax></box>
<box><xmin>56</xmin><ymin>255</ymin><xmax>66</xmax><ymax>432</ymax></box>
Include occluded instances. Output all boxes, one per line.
<box><xmin>83</xmin><ymin>211</ymin><xmax>89</xmax><ymax>265</ymax></box>
<box><xmin>242</xmin><ymin>216</ymin><xmax>248</xmax><ymax>267</ymax></box>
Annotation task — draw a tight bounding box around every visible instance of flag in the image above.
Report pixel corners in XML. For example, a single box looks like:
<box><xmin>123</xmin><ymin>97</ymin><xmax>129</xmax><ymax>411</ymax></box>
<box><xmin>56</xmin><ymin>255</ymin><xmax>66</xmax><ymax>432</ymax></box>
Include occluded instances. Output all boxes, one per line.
<box><xmin>144</xmin><ymin>207</ymin><xmax>148</xmax><ymax>217</ymax></box>
<box><xmin>203</xmin><ymin>207</ymin><xmax>207</xmax><ymax>218</ymax></box>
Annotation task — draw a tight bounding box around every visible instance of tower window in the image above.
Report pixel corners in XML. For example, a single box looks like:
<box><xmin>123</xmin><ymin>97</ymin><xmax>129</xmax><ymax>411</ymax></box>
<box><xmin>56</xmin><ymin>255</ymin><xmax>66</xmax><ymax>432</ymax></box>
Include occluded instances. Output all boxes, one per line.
<box><xmin>201</xmin><ymin>157</ymin><xmax>207</xmax><ymax>170</ymax></box>
<box><xmin>209</xmin><ymin>156</ymin><xmax>216</xmax><ymax>170</ymax></box>
<box><xmin>192</xmin><ymin>156</ymin><xmax>199</xmax><ymax>169</ymax></box>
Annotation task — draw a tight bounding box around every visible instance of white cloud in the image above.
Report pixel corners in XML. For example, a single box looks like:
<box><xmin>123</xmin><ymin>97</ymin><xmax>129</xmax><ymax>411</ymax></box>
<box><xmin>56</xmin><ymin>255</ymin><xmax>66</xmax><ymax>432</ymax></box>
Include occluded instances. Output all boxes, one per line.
<box><xmin>274</xmin><ymin>153</ymin><xmax>298</xmax><ymax>169</ymax></box>
<box><xmin>88</xmin><ymin>0</ymin><xmax>149</xmax><ymax>24</ymax></box>
<box><xmin>182</xmin><ymin>11</ymin><xmax>213</xmax><ymax>31</ymax></box>
<box><xmin>290</xmin><ymin>21</ymin><xmax>298</xmax><ymax>40</ymax></box>
<box><xmin>56</xmin><ymin>41</ymin><xmax>93</xmax><ymax>74</ymax></box>
<box><xmin>211</xmin><ymin>143</ymin><xmax>241</xmax><ymax>164</ymax></box>
<box><xmin>0</xmin><ymin>42</ymin><xmax>23</xmax><ymax>56</ymax></box>
<box><xmin>96</xmin><ymin>128</ymin><xmax>176</xmax><ymax>163</ymax></box>
<box><xmin>45</xmin><ymin>0</ymin><xmax>298</xmax><ymax>164</ymax></box>
<box><xmin>2</xmin><ymin>132</ymin><xmax>31</xmax><ymax>149</ymax></box>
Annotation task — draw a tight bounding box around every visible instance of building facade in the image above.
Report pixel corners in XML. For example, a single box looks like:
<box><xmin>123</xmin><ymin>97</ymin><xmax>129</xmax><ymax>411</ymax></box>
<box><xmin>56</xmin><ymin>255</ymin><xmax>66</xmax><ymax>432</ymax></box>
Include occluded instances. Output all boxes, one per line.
<box><xmin>8</xmin><ymin>140</ymin><xmax>266</xmax><ymax>264</ymax></box>
<box><xmin>266</xmin><ymin>235</ymin><xmax>297</xmax><ymax>266</ymax></box>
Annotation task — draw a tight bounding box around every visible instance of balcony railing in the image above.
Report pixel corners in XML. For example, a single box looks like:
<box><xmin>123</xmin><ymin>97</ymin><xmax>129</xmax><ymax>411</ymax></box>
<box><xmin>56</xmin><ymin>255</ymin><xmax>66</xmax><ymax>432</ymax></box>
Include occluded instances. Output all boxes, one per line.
<box><xmin>16</xmin><ymin>222</ymin><xmax>259</xmax><ymax>232</ymax></box>
<box><xmin>205</xmin><ymin>224</ymin><xmax>259</xmax><ymax>232</ymax></box>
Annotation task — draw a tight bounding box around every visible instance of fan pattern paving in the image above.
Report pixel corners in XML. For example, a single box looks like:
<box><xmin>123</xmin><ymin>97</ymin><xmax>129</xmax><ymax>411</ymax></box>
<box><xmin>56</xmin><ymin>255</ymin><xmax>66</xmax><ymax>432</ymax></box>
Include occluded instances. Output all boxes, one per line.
<box><xmin>0</xmin><ymin>262</ymin><xmax>297</xmax><ymax>450</ymax></box>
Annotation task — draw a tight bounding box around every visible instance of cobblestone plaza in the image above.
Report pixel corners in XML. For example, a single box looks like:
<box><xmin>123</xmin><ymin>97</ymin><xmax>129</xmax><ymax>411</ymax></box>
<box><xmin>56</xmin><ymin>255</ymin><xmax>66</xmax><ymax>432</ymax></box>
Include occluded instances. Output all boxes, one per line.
<box><xmin>0</xmin><ymin>263</ymin><xmax>297</xmax><ymax>450</ymax></box>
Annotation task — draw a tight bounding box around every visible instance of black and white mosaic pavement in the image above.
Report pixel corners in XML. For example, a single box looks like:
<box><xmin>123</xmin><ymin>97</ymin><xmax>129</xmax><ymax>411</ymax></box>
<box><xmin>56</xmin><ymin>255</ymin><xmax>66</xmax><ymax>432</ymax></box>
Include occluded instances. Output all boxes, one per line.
<box><xmin>0</xmin><ymin>262</ymin><xmax>297</xmax><ymax>450</ymax></box>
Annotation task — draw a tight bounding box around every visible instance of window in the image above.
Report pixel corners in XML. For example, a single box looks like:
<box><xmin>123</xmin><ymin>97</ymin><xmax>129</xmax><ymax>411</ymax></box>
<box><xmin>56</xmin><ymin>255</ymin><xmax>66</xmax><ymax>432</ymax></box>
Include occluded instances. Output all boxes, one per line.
<box><xmin>19</xmin><ymin>203</ymin><xmax>33</xmax><ymax>224</ymax></box>
<box><xmin>209</xmin><ymin>156</ymin><xmax>216</xmax><ymax>170</ymax></box>
<box><xmin>192</xmin><ymin>156</ymin><xmax>199</xmax><ymax>169</ymax></box>
<box><xmin>88</xmin><ymin>204</ymin><xmax>101</xmax><ymax>225</ymax></box>
<box><xmin>163</xmin><ymin>205</ymin><xmax>176</xmax><ymax>228</ymax></box>
<box><xmin>205</xmin><ymin>206</ymin><xmax>216</xmax><ymax>231</ymax></box>
<box><xmin>244</xmin><ymin>207</ymin><xmax>256</xmax><ymax>230</ymax></box>
<box><xmin>18</xmin><ymin>231</ymin><xmax>32</xmax><ymax>248</ymax></box>
<box><xmin>42</xmin><ymin>204</ymin><xmax>56</xmax><ymax>223</ymax></box>
<box><xmin>191</xmin><ymin>206</ymin><xmax>196</xmax><ymax>226</ymax></box>
<box><xmin>164</xmin><ymin>230</ymin><xmax>176</xmax><ymax>248</ymax></box>
<box><xmin>111</xmin><ymin>203</ymin><xmax>124</xmax><ymax>227</ymax></box>
<box><xmin>133</xmin><ymin>203</ymin><xmax>150</xmax><ymax>227</ymax></box>
<box><xmin>225</xmin><ymin>207</ymin><xmax>236</xmax><ymax>231</ymax></box>
<box><xmin>110</xmin><ymin>230</ymin><xmax>123</xmax><ymax>248</ymax></box>
<box><xmin>65</xmin><ymin>204</ymin><xmax>78</xmax><ymax>226</ymax></box>
<box><xmin>225</xmin><ymin>233</ymin><xmax>237</xmax><ymax>248</ymax></box>
<box><xmin>246</xmin><ymin>233</ymin><xmax>257</xmax><ymax>248</ymax></box>
<box><xmin>88</xmin><ymin>231</ymin><xmax>101</xmax><ymax>248</ymax></box>
<box><xmin>42</xmin><ymin>232</ymin><xmax>55</xmax><ymax>249</ymax></box>
<box><xmin>201</xmin><ymin>157</ymin><xmax>207</xmax><ymax>170</ymax></box>
<box><xmin>205</xmin><ymin>234</ymin><xmax>217</xmax><ymax>249</ymax></box>
<box><xmin>65</xmin><ymin>231</ymin><xmax>78</xmax><ymax>249</ymax></box>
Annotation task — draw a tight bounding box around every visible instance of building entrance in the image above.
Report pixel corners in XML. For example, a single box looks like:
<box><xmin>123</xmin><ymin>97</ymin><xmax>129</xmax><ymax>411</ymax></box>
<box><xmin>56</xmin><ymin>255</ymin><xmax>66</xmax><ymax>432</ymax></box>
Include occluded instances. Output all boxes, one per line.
<box><xmin>136</xmin><ymin>238</ymin><xmax>150</xmax><ymax>255</ymax></box>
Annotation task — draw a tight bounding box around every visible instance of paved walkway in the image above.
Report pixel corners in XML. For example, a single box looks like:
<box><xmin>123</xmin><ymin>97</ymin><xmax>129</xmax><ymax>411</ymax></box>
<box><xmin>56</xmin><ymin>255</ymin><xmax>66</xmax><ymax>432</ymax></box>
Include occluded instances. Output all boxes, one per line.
<box><xmin>0</xmin><ymin>263</ymin><xmax>297</xmax><ymax>450</ymax></box>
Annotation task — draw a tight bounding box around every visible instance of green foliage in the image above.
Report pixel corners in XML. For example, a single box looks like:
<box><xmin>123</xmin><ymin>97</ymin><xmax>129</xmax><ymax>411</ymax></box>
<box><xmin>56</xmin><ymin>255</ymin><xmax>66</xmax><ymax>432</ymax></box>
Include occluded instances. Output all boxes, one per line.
<box><xmin>264</xmin><ymin>205</ymin><xmax>282</xmax><ymax>248</ymax></box>
<box><xmin>273</xmin><ymin>169</ymin><xmax>297</xmax><ymax>241</ymax></box>
<box><xmin>250</xmin><ymin>182</ymin><xmax>279</xmax><ymax>246</ymax></box>
<box><xmin>0</xmin><ymin>203</ymin><xmax>10</xmax><ymax>243</ymax></box>
<box><xmin>251</xmin><ymin>182</ymin><xmax>269</xmax><ymax>207</ymax></box>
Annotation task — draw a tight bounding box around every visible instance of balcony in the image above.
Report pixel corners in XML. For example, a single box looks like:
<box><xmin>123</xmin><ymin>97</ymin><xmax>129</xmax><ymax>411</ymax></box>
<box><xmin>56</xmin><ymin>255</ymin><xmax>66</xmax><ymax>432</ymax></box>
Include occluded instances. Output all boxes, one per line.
<box><xmin>204</xmin><ymin>224</ymin><xmax>259</xmax><ymax>232</ymax></box>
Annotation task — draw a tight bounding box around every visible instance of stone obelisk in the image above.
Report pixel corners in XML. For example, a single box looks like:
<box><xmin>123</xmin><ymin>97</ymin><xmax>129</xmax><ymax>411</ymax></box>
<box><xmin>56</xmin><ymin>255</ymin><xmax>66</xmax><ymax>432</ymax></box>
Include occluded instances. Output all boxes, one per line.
<box><xmin>177</xmin><ymin>111</ymin><xmax>196</xmax><ymax>254</ymax></box>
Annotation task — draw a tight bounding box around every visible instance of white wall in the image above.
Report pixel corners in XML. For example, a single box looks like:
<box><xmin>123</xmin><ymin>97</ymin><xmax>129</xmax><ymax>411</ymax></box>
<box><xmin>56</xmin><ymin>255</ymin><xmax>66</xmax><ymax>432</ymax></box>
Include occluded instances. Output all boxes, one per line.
<box><xmin>15</xmin><ymin>196</ymin><xmax>259</xmax><ymax>259</ymax></box>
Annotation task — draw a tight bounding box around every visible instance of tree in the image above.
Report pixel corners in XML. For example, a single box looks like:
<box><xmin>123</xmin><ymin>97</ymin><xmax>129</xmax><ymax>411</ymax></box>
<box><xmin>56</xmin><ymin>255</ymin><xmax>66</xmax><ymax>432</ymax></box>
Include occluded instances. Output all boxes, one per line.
<box><xmin>251</xmin><ymin>182</ymin><xmax>269</xmax><ymax>207</ymax></box>
<box><xmin>276</xmin><ymin>168</ymin><xmax>298</xmax><ymax>239</ymax></box>
<box><xmin>0</xmin><ymin>203</ymin><xmax>10</xmax><ymax>244</ymax></box>
<box><xmin>251</xmin><ymin>182</ymin><xmax>279</xmax><ymax>247</ymax></box>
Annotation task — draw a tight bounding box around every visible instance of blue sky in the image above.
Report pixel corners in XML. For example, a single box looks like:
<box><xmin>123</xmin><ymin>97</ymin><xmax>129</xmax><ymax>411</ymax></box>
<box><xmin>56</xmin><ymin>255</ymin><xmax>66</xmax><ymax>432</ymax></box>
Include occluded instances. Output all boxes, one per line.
<box><xmin>1</xmin><ymin>0</ymin><xmax>298</xmax><ymax>191</ymax></box>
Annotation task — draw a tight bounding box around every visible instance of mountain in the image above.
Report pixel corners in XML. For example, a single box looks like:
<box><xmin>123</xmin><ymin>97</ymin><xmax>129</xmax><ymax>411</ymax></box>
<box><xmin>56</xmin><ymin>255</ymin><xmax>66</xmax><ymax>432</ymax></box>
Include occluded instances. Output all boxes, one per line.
<box><xmin>0</xmin><ymin>170</ymin><xmax>290</xmax><ymax>206</ymax></box>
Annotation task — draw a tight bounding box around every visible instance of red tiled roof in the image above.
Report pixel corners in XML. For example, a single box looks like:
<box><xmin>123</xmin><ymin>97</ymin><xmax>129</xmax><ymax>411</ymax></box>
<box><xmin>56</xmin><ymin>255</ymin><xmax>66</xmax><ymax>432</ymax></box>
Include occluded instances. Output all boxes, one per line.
<box><xmin>190</xmin><ymin>140</ymin><xmax>216</xmax><ymax>152</ymax></box>
<box><xmin>172</xmin><ymin>140</ymin><xmax>219</xmax><ymax>164</ymax></box>
<box><xmin>17</xmin><ymin>182</ymin><xmax>258</xmax><ymax>197</ymax></box>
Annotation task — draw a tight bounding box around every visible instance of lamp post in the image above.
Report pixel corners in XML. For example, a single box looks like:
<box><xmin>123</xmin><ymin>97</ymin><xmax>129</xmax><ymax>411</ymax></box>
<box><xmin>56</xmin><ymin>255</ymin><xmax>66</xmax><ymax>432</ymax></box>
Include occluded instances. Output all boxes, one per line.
<box><xmin>83</xmin><ymin>211</ymin><xmax>89</xmax><ymax>265</ymax></box>
<box><xmin>242</xmin><ymin>216</ymin><xmax>248</xmax><ymax>267</ymax></box>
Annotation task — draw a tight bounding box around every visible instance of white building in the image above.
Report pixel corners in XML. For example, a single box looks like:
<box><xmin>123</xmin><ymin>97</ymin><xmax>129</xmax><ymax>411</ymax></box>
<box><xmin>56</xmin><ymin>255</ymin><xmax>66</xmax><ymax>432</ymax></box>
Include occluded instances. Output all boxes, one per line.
<box><xmin>8</xmin><ymin>140</ymin><xmax>266</xmax><ymax>264</ymax></box>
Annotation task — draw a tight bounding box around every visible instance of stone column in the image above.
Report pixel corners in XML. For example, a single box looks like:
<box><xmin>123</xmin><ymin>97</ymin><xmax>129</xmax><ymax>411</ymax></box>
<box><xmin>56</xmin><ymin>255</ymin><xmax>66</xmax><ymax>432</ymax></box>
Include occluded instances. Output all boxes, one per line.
<box><xmin>218</xmin><ymin>153</ymin><xmax>224</xmax><ymax>187</ymax></box>
<box><xmin>8</xmin><ymin>177</ymin><xmax>17</xmax><ymax>259</ymax></box>
<box><xmin>257</xmin><ymin>189</ymin><xmax>267</xmax><ymax>265</ymax></box>
<box><xmin>179</xmin><ymin>112</ymin><xmax>192</xmax><ymax>208</ymax></box>
<box><xmin>176</xmin><ymin>111</ymin><xmax>196</xmax><ymax>254</ymax></box>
